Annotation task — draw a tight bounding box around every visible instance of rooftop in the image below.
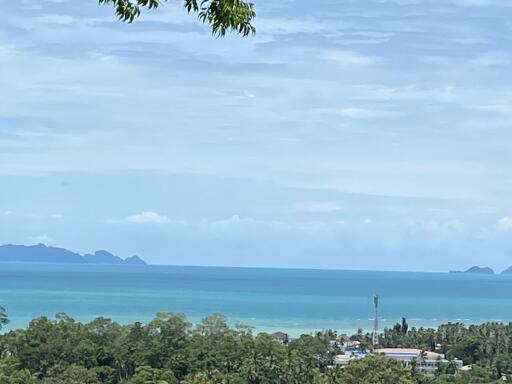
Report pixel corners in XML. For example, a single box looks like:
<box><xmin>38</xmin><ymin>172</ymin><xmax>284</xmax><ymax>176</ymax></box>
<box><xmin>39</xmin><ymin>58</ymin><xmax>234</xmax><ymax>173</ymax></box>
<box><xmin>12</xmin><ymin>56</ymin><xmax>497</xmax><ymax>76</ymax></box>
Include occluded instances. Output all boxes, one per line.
<box><xmin>376</xmin><ymin>348</ymin><xmax>444</xmax><ymax>360</ymax></box>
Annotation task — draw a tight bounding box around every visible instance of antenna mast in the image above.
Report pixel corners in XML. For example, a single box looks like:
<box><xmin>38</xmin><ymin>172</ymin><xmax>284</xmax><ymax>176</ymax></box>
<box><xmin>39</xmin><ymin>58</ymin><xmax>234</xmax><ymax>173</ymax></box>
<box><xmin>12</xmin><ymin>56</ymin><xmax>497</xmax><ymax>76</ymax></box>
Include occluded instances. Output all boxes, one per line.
<box><xmin>373</xmin><ymin>294</ymin><xmax>380</xmax><ymax>346</ymax></box>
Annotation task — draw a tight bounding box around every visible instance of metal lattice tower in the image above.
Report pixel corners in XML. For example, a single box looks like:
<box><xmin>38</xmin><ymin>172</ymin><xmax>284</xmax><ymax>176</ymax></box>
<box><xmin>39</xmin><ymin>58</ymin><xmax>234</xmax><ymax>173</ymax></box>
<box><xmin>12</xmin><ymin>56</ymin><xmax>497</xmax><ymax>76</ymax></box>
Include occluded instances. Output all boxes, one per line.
<box><xmin>372</xmin><ymin>294</ymin><xmax>380</xmax><ymax>346</ymax></box>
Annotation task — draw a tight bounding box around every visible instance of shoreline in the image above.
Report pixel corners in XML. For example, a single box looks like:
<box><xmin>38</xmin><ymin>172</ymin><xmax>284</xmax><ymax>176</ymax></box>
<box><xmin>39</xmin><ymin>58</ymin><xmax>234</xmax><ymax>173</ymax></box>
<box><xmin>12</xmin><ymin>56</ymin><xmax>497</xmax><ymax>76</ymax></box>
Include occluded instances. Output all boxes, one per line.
<box><xmin>3</xmin><ymin>313</ymin><xmax>511</xmax><ymax>338</ymax></box>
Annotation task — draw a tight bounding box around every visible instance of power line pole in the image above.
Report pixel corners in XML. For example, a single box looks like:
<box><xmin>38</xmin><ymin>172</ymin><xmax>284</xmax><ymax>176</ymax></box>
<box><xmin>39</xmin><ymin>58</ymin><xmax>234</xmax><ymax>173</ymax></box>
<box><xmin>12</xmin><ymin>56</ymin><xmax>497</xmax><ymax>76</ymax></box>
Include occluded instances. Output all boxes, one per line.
<box><xmin>373</xmin><ymin>294</ymin><xmax>380</xmax><ymax>346</ymax></box>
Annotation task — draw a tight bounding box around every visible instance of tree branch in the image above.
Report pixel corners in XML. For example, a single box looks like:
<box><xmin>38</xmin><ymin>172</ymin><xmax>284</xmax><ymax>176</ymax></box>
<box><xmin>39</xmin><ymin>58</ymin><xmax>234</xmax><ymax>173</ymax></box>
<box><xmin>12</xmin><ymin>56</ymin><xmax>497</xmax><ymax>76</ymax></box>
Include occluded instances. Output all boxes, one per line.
<box><xmin>98</xmin><ymin>0</ymin><xmax>256</xmax><ymax>36</ymax></box>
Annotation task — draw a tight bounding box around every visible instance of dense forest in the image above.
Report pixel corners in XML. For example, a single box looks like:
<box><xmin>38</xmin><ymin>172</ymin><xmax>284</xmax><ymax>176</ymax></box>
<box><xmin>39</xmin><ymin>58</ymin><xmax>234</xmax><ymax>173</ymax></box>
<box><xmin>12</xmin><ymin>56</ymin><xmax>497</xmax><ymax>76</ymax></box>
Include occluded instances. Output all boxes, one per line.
<box><xmin>0</xmin><ymin>311</ymin><xmax>512</xmax><ymax>383</ymax></box>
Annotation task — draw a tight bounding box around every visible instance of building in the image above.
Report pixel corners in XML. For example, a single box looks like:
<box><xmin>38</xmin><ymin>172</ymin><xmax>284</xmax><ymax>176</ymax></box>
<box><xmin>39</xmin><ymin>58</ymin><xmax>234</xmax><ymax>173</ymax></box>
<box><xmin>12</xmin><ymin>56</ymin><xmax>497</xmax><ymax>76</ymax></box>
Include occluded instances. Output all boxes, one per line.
<box><xmin>333</xmin><ymin>354</ymin><xmax>353</xmax><ymax>367</ymax></box>
<box><xmin>376</xmin><ymin>348</ymin><xmax>463</xmax><ymax>372</ymax></box>
<box><xmin>339</xmin><ymin>338</ymin><xmax>361</xmax><ymax>353</ymax></box>
<box><xmin>339</xmin><ymin>334</ymin><xmax>351</xmax><ymax>343</ymax></box>
<box><xmin>333</xmin><ymin>350</ymin><xmax>368</xmax><ymax>368</ymax></box>
<box><xmin>271</xmin><ymin>331</ymin><xmax>289</xmax><ymax>345</ymax></box>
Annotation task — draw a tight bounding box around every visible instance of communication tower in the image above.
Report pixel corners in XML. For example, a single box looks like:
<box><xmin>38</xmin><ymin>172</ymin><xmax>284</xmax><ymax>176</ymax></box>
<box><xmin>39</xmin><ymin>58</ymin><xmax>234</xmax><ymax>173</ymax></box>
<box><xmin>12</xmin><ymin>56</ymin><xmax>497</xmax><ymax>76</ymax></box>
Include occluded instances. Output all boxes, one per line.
<box><xmin>372</xmin><ymin>294</ymin><xmax>380</xmax><ymax>346</ymax></box>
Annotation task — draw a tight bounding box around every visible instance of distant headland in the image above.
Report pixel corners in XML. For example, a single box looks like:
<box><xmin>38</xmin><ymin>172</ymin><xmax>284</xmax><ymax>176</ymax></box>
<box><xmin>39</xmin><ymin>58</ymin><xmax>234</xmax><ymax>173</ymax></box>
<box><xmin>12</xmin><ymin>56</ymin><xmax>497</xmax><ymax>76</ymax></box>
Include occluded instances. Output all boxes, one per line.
<box><xmin>448</xmin><ymin>266</ymin><xmax>512</xmax><ymax>275</ymax></box>
<box><xmin>0</xmin><ymin>243</ymin><xmax>147</xmax><ymax>265</ymax></box>
<box><xmin>449</xmin><ymin>266</ymin><xmax>495</xmax><ymax>275</ymax></box>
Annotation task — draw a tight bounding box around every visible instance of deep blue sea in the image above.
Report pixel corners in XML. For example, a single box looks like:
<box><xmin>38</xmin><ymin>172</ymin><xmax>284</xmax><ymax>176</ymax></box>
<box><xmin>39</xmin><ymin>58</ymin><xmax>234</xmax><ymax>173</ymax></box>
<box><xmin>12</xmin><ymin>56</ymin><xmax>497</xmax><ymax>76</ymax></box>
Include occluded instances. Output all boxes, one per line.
<box><xmin>2</xmin><ymin>263</ymin><xmax>512</xmax><ymax>336</ymax></box>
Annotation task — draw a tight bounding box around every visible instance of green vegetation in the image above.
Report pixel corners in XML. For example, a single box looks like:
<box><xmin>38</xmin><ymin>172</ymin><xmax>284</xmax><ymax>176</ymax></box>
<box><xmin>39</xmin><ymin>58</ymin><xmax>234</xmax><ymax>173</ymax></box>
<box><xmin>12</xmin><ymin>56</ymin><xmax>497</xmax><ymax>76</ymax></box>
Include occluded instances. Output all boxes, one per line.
<box><xmin>97</xmin><ymin>0</ymin><xmax>256</xmax><ymax>36</ymax></box>
<box><xmin>1</xmin><ymin>312</ymin><xmax>512</xmax><ymax>383</ymax></box>
<box><xmin>0</xmin><ymin>306</ymin><xmax>8</xmax><ymax>331</ymax></box>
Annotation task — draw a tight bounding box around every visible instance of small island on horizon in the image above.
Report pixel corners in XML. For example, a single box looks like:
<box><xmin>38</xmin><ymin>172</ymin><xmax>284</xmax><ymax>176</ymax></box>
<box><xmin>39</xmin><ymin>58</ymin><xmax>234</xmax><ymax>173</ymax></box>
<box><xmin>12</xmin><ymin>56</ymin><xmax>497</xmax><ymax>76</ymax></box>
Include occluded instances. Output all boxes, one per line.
<box><xmin>1</xmin><ymin>244</ymin><xmax>511</xmax><ymax>275</ymax></box>
<box><xmin>0</xmin><ymin>243</ymin><xmax>147</xmax><ymax>265</ymax></box>
<box><xmin>449</xmin><ymin>266</ymin><xmax>495</xmax><ymax>275</ymax></box>
<box><xmin>449</xmin><ymin>265</ymin><xmax>512</xmax><ymax>275</ymax></box>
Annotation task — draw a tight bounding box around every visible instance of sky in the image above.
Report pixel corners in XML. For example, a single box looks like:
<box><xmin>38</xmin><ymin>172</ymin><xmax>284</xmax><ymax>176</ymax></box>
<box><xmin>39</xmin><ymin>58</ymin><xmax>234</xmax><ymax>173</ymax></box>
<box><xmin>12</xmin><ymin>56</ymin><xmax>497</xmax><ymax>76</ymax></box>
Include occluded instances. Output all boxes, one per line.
<box><xmin>0</xmin><ymin>0</ymin><xmax>511</xmax><ymax>271</ymax></box>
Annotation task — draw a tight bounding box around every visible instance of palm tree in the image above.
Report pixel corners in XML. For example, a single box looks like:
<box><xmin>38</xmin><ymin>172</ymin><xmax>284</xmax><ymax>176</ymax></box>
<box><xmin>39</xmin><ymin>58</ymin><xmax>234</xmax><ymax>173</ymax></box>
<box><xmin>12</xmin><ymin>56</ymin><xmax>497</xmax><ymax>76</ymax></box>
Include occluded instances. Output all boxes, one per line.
<box><xmin>0</xmin><ymin>306</ymin><xmax>9</xmax><ymax>330</ymax></box>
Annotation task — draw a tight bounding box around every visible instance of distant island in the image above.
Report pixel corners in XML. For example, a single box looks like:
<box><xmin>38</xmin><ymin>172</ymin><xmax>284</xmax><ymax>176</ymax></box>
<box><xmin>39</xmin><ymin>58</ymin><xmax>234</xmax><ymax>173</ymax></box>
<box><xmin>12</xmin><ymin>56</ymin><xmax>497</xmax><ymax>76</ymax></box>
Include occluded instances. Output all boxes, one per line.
<box><xmin>449</xmin><ymin>265</ymin><xmax>512</xmax><ymax>275</ymax></box>
<box><xmin>449</xmin><ymin>266</ymin><xmax>495</xmax><ymax>275</ymax></box>
<box><xmin>0</xmin><ymin>243</ymin><xmax>147</xmax><ymax>265</ymax></box>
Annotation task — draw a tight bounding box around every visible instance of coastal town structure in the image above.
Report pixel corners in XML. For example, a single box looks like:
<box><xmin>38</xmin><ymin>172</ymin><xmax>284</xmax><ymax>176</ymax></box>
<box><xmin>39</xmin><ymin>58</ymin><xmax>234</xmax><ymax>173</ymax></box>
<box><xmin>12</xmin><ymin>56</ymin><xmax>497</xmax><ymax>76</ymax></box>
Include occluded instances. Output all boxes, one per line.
<box><xmin>334</xmin><ymin>346</ymin><xmax>463</xmax><ymax>372</ymax></box>
<box><xmin>274</xmin><ymin>296</ymin><xmax>465</xmax><ymax>373</ymax></box>
<box><xmin>375</xmin><ymin>348</ymin><xmax>464</xmax><ymax>372</ymax></box>
<box><xmin>271</xmin><ymin>331</ymin><xmax>289</xmax><ymax>345</ymax></box>
<box><xmin>333</xmin><ymin>338</ymin><xmax>464</xmax><ymax>372</ymax></box>
<box><xmin>333</xmin><ymin>296</ymin><xmax>465</xmax><ymax>372</ymax></box>
<box><xmin>270</xmin><ymin>329</ymin><xmax>464</xmax><ymax>373</ymax></box>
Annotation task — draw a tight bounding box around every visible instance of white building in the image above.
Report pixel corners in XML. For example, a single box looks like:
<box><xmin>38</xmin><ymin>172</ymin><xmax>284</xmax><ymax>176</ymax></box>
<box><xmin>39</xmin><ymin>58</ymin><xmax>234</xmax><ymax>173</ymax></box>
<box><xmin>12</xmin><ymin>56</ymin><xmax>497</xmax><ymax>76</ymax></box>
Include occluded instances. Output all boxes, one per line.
<box><xmin>376</xmin><ymin>348</ymin><xmax>463</xmax><ymax>372</ymax></box>
<box><xmin>333</xmin><ymin>354</ymin><xmax>353</xmax><ymax>367</ymax></box>
<box><xmin>340</xmin><ymin>340</ymin><xmax>361</xmax><ymax>352</ymax></box>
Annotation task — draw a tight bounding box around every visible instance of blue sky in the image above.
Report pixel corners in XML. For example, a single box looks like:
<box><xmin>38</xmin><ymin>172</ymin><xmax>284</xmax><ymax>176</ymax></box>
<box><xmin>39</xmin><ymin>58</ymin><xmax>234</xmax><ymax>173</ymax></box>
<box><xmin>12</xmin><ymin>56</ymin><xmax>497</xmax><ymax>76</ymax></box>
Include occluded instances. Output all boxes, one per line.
<box><xmin>1</xmin><ymin>0</ymin><xmax>511</xmax><ymax>271</ymax></box>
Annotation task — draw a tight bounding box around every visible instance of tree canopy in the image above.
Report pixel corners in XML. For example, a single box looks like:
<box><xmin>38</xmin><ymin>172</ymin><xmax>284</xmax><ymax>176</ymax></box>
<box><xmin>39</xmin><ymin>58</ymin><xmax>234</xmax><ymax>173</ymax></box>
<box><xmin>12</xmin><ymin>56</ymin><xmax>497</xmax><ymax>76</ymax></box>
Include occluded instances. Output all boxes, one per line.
<box><xmin>0</xmin><ymin>306</ymin><xmax>8</xmax><ymax>330</ymax></box>
<box><xmin>98</xmin><ymin>0</ymin><xmax>256</xmax><ymax>36</ymax></box>
<box><xmin>2</xmin><ymin>312</ymin><xmax>512</xmax><ymax>383</ymax></box>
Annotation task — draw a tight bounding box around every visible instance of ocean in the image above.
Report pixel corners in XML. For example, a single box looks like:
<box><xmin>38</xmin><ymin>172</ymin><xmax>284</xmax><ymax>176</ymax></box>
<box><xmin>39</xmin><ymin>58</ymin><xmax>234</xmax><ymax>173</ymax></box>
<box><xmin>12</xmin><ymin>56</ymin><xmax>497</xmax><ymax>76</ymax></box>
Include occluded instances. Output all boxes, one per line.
<box><xmin>2</xmin><ymin>263</ymin><xmax>512</xmax><ymax>336</ymax></box>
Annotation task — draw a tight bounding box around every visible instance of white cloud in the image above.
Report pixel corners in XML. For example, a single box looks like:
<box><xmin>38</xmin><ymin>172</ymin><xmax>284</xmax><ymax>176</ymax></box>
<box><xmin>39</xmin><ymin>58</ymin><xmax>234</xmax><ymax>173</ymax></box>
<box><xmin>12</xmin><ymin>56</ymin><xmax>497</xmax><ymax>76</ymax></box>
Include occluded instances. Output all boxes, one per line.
<box><xmin>382</xmin><ymin>0</ymin><xmax>512</xmax><ymax>6</ymax></box>
<box><xmin>255</xmin><ymin>17</ymin><xmax>326</xmax><ymax>35</ymax></box>
<box><xmin>496</xmin><ymin>217</ymin><xmax>512</xmax><ymax>231</ymax></box>
<box><xmin>31</xmin><ymin>235</ymin><xmax>54</xmax><ymax>244</ymax></box>
<box><xmin>444</xmin><ymin>219</ymin><xmax>465</xmax><ymax>232</ymax></box>
<box><xmin>292</xmin><ymin>202</ymin><xmax>344</xmax><ymax>213</ymax></box>
<box><xmin>3</xmin><ymin>210</ymin><xmax>12</xmax><ymax>216</ymax></box>
<box><xmin>336</xmin><ymin>107</ymin><xmax>374</xmax><ymax>118</ymax></box>
<box><xmin>203</xmin><ymin>215</ymin><xmax>349</xmax><ymax>236</ymax></box>
<box><xmin>407</xmin><ymin>219</ymin><xmax>466</xmax><ymax>235</ymax></box>
<box><xmin>451</xmin><ymin>0</ymin><xmax>512</xmax><ymax>7</ymax></box>
<box><xmin>314</xmin><ymin>106</ymin><xmax>401</xmax><ymax>119</ymax></box>
<box><xmin>35</xmin><ymin>14</ymin><xmax>81</xmax><ymax>25</ymax></box>
<box><xmin>474</xmin><ymin>104</ymin><xmax>512</xmax><ymax>114</ymax></box>
<box><xmin>50</xmin><ymin>213</ymin><xmax>64</xmax><ymax>219</ymax></box>
<box><xmin>351</xmin><ymin>84</ymin><xmax>457</xmax><ymax>103</ymax></box>
<box><xmin>470</xmin><ymin>52</ymin><xmax>510</xmax><ymax>68</ymax></box>
<box><xmin>126</xmin><ymin>211</ymin><xmax>170</xmax><ymax>224</ymax></box>
<box><xmin>322</xmin><ymin>50</ymin><xmax>376</xmax><ymax>65</ymax></box>
<box><xmin>207</xmin><ymin>215</ymin><xmax>256</xmax><ymax>230</ymax></box>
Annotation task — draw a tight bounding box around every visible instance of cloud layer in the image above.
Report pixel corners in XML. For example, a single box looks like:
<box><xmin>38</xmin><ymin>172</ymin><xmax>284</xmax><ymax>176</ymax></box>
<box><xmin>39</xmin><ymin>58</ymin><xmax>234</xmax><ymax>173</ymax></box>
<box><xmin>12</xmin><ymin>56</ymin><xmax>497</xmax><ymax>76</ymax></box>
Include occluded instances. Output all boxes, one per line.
<box><xmin>126</xmin><ymin>212</ymin><xmax>170</xmax><ymax>224</ymax></box>
<box><xmin>1</xmin><ymin>0</ymin><xmax>511</xmax><ymax>270</ymax></box>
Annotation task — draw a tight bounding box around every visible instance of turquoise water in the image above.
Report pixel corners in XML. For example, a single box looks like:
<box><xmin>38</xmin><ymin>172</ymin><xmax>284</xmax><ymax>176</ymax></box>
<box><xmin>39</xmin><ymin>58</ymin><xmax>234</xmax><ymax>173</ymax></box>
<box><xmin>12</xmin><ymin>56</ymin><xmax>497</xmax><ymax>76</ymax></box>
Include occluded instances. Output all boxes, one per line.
<box><xmin>2</xmin><ymin>263</ymin><xmax>512</xmax><ymax>336</ymax></box>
